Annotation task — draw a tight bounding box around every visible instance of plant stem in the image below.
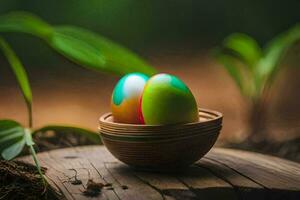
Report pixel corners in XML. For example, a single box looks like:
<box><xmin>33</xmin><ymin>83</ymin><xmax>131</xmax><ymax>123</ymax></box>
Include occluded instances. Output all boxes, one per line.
<box><xmin>24</xmin><ymin>77</ymin><xmax>46</xmax><ymax>188</ymax></box>
<box><xmin>25</xmin><ymin>129</ymin><xmax>47</xmax><ymax>188</ymax></box>
<box><xmin>29</xmin><ymin>144</ymin><xmax>46</xmax><ymax>186</ymax></box>
<box><xmin>27</xmin><ymin>101</ymin><xmax>33</xmax><ymax>128</ymax></box>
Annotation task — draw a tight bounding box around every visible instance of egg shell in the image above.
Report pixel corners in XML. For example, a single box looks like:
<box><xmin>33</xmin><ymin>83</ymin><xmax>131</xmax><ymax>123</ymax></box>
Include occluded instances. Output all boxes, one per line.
<box><xmin>140</xmin><ymin>73</ymin><xmax>198</xmax><ymax>125</ymax></box>
<box><xmin>111</xmin><ymin>73</ymin><xmax>149</xmax><ymax>124</ymax></box>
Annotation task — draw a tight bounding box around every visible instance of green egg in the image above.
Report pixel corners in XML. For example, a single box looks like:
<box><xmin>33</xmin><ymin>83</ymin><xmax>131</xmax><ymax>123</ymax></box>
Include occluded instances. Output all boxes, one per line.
<box><xmin>141</xmin><ymin>73</ymin><xmax>198</xmax><ymax>125</ymax></box>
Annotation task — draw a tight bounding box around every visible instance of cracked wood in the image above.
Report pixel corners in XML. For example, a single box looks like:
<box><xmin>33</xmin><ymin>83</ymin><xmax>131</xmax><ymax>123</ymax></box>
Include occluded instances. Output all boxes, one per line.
<box><xmin>19</xmin><ymin>146</ymin><xmax>300</xmax><ymax>200</ymax></box>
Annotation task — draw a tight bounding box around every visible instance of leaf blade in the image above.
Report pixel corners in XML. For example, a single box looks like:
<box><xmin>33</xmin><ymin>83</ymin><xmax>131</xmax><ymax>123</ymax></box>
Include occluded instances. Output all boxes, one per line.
<box><xmin>0</xmin><ymin>120</ymin><xmax>45</xmax><ymax>184</ymax></box>
<box><xmin>1</xmin><ymin>139</ymin><xmax>25</xmax><ymax>160</ymax></box>
<box><xmin>0</xmin><ymin>131</ymin><xmax>24</xmax><ymax>144</ymax></box>
<box><xmin>0</xmin><ymin>120</ymin><xmax>24</xmax><ymax>140</ymax></box>
<box><xmin>215</xmin><ymin>51</ymin><xmax>243</xmax><ymax>91</ymax></box>
<box><xmin>49</xmin><ymin>26</ymin><xmax>157</xmax><ymax>76</ymax></box>
<box><xmin>0</xmin><ymin>11</ymin><xmax>52</xmax><ymax>38</ymax></box>
<box><xmin>253</xmin><ymin>24</ymin><xmax>300</xmax><ymax>95</ymax></box>
<box><xmin>257</xmin><ymin>24</ymin><xmax>300</xmax><ymax>80</ymax></box>
<box><xmin>214</xmin><ymin>49</ymin><xmax>257</xmax><ymax>99</ymax></box>
<box><xmin>0</xmin><ymin>120</ymin><xmax>26</xmax><ymax>160</ymax></box>
<box><xmin>223</xmin><ymin>33</ymin><xmax>262</xmax><ymax>68</ymax></box>
<box><xmin>0</xmin><ymin>37</ymin><xmax>32</xmax><ymax>105</ymax></box>
<box><xmin>0</xmin><ymin>12</ymin><xmax>157</xmax><ymax>76</ymax></box>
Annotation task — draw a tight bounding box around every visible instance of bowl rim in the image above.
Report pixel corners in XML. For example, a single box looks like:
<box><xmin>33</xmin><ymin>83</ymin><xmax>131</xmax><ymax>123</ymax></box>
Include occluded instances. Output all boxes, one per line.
<box><xmin>99</xmin><ymin>108</ymin><xmax>223</xmax><ymax>128</ymax></box>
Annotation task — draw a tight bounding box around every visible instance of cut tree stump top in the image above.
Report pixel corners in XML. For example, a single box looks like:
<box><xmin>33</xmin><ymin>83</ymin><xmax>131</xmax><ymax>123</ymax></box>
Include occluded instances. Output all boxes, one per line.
<box><xmin>20</xmin><ymin>145</ymin><xmax>300</xmax><ymax>200</ymax></box>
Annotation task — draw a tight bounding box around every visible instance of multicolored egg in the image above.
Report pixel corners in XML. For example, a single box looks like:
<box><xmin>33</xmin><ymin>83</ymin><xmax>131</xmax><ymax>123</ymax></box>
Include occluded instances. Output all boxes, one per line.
<box><xmin>140</xmin><ymin>73</ymin><xmax>198</xmax><ymax>125</ymax></box>
<box><xmin>111</xmin><ymin>73</ymin><xmax>149</xmax><ymax>123</ymax></box>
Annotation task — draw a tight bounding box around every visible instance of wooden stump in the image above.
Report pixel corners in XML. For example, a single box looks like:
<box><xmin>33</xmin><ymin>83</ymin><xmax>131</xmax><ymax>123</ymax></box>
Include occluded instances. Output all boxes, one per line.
<box><xmin>19</xmin><ymin>146</ymin><xmax>300</xmax><ymax>200</ymax></box>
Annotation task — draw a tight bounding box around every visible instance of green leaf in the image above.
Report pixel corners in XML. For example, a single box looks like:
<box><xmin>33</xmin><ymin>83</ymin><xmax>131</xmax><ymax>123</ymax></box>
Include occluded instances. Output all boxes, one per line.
<box><xmin>33</xmin><ymin>125</ymin><xmax>101</xmax><ymax>144</ymax></box>
<box><xmin>0</xmin><ymin>131</ymin><xmax>24</xmax><ymax>144</ymax></box>
<box><xmin>0</xmin><ymin>11</ymin><xmax>156</xmax><ymax>76</ymax></box>
<box><xmin>257</xmin><ymin>24</ymin><xmax>300</xmax><ymax>81</ymax></box>
<box><xmin>223</xmin><ymin>33</ymin><xmax>262</xmax><ymax>68</ymax></box>
<box><xmin>0</xmin><ymin>11</ymin><xmax>52</xmax><ymax>38</ymax></box>
<box><xmin>0</xmin><ymin>37</ymin><xmax>32</xmax><ymax>106</ymax></box>
<box><xmin>214</xmin><ymin>49</ymin><xmax>257</xmax><ymax>98</ymax></box>
<box><xmin>2</xmin><ymin>139</ymin><xmax>25</xmax><ymax>160</ymax></box>
<box><xmin>215</xmin><ymin>51</ymin><xmax>243</xmax><ymax>91</ymax></box>
<box><xmin>0</xmin><ymin>120</ymin><xmax>26</xmax><ymax>160</ymax></box>
<box><xmin>0</xmin><ymin>120</ymin><xmax>24</xmax><ymax>141</ymax></box>
<box><xmin>0</xmin><ymin>126</ymin><xmax>22</xmax><ymax>138</ymax></box>
<box><xmin>0</xmin><ymin>120</ymin><xmax>46</xmax><ymax>184</ymax></box>
<box><xmin>49</xmin><ymin>26</ymin><xmax>156</xmax><ymax>76</ymax></box>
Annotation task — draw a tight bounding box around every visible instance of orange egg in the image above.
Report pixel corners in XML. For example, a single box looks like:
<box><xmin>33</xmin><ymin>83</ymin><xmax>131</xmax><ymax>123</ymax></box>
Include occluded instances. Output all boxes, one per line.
<box><xmin>111</xmin><ymin>73</ymin><xmax>149</xmax><ymax>124</ymax></box>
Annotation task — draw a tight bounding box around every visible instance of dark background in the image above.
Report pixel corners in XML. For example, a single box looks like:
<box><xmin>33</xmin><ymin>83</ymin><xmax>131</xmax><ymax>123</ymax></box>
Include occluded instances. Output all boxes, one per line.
<box><xmin>1</xmin><ymin>0</ymin><xmax>300</xmax><ymax>65</ymax></box>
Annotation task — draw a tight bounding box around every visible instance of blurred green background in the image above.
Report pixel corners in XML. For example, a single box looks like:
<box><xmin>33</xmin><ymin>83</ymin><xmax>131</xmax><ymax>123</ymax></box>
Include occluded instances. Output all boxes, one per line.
<box><xmin>0</xmin><ymin>0</ymin><xmax>300</xmax><ymax>150</ymax></box>
<box><xmin>1</xmin><ymin>0</ymin><xmax>300</xmax><ymax>66</ymax></box>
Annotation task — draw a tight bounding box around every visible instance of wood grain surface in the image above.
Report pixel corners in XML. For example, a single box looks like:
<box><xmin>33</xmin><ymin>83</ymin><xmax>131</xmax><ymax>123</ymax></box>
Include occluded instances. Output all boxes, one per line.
<box><xmin>19</xmin><ymin>146</ymin><xmax>300</xmax><ymax>200</ymax></box>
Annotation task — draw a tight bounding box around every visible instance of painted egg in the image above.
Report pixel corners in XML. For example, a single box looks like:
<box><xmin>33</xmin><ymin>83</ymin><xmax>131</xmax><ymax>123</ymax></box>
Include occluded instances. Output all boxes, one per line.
<box><xmin>111</xmin><ymin>73</ymin><xmax>149</xmax><ymax>124</ymax></box>
<box><xmin>140</xmin><ymin>73</ymin><xmax>198</xmax><ymax>125</ymax></box>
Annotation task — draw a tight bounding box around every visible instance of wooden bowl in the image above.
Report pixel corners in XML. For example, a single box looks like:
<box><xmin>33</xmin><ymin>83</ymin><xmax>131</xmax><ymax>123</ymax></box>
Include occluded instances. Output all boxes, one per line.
<box><xmin>98</xmin><ymin>108</ymin><xmax>223</xmax><ymax>170</ymax></box>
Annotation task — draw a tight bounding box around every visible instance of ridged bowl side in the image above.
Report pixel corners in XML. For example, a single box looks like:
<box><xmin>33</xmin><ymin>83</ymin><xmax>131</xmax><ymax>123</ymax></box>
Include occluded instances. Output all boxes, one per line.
<box><xmin>100</xmin><ymin>130</ymin><xmax>220</xmax><ymax>169</ymax></box>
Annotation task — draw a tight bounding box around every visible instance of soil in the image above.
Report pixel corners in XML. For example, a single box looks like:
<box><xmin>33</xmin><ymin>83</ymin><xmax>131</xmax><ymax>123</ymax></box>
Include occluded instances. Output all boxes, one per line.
<box><xmin>33</xmin><ymin>130</ymin><xmax>98</xmax><ymax>152</ymax></box>
<box><xmin>0</xmin><ymin>160</ymin><xmax>58</xmax><ymax>200</ymax></box>
<box><xmin>82</xmin><ymin>179</ymin><xmax>104</xmax><ymax>197</ymax></box>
